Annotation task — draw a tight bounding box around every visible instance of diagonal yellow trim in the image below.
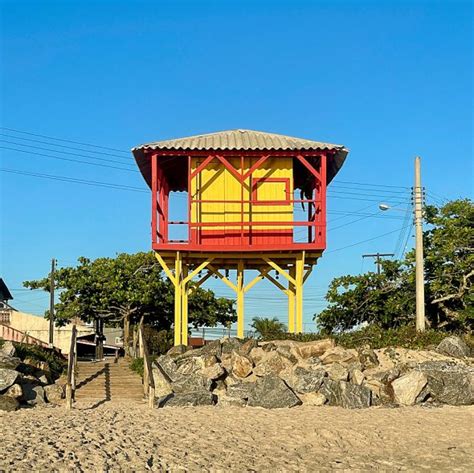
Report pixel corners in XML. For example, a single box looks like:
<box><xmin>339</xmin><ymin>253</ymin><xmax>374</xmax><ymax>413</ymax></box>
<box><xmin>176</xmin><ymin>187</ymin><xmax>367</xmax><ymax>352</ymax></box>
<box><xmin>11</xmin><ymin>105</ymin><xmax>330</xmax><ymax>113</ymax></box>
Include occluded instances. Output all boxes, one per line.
<box><xmin>262</xmin><ymin>257</ymin><xmax>296</xmax><ymax>285</ymax></box>
<box><xmin>183</xmin><ymin>258</ymin><xmax>214</xmax><ymax>285</ymax></box>
<box><xmin>208</xmin><ymin>264</ymin><xmax>238</xmax><ymax>292</ymax></box>
<box><xmin>154</xmin><ymin>252</ymin><xmax>177</xmax><ymax>286</ymax></box>
<box><xmin>243</xmin><ymin>267</ymin><xmax>270</xmax><ymax>293</ymax></box>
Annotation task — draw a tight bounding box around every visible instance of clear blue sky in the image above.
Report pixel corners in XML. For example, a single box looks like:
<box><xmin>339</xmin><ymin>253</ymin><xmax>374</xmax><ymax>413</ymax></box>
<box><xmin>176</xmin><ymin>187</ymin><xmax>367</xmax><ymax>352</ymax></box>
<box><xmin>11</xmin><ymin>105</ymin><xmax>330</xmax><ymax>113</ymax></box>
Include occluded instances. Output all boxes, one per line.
<box><xmin>1</xmin><ymin>0</ymin><xmax>472</xmax><ymax>332</ymax></box>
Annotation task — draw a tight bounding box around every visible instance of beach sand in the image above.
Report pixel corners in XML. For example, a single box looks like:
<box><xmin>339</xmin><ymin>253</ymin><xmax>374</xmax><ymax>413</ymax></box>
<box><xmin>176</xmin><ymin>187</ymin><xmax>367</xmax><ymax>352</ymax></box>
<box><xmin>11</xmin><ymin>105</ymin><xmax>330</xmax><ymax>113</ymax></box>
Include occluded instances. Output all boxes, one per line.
<box><xmin>1</xmin><ymin>403</ymin><xmax>473</xmax><ymax>471</ymax></box>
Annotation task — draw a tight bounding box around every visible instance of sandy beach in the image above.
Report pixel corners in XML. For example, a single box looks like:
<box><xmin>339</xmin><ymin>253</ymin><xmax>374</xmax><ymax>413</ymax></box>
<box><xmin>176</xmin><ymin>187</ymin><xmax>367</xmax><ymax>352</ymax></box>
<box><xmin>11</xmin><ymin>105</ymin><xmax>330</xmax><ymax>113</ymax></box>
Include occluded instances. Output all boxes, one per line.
<box><xmin>1</xmin><ymin>403</ymin><xmax>473</xmax><ymax>472</ymax></box>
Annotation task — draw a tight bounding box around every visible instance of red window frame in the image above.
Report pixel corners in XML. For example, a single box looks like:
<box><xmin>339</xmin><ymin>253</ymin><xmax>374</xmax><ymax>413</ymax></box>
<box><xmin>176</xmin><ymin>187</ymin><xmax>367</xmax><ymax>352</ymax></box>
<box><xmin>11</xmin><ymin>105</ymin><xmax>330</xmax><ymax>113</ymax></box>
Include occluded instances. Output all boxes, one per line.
<box><xmin>251</xmin><ymin>177</ymin><xmax>291</xmax><ymax>206</ymax></box>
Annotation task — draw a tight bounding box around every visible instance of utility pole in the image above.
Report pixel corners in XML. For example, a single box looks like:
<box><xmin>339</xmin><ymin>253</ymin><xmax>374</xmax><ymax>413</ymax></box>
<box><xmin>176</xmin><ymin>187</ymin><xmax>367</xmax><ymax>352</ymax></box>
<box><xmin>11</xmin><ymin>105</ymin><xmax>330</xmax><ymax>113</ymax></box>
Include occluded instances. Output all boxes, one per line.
<box><xmin>414</xmin><ymin>156</ymin><xmax>426</xmax><ymax>331</ymax></box>
<box><xmin>362</xmin><ymin>253</ymin><xmax>394</xmax><ymax>274</ymax></box>
<box><xmin>49</xmin><ymin>258</ymin><xmax>56</xmax><ymax>346</ymax></box>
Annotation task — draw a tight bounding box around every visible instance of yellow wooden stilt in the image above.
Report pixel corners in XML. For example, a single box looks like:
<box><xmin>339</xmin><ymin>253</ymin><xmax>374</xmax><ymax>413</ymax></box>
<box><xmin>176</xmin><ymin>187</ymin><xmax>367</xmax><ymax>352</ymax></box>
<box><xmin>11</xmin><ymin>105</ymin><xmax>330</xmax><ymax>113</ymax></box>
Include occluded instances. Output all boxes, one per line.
<box><xmin>237</xmin><ymin>260</ymin><xmax>244</xmax><ymax>339</ymax></box>
<box><xmin>174</xmin><ymin>252</ymin><xmax>182</xmax><ymax>346</ymax></box>
<box><xmin>295</xmin><ymin>251</ymin><xmax>305</xmax><ymax>334</ymax></box>
<box><xmin>288</xmin><ymin>264</ymin><xmax>296</xmax><ymax>334</ymax></box>
<box><xmin>181</xmin><ymin>264</ymin><xmax>189</xmax><ymax>346</ymax></box>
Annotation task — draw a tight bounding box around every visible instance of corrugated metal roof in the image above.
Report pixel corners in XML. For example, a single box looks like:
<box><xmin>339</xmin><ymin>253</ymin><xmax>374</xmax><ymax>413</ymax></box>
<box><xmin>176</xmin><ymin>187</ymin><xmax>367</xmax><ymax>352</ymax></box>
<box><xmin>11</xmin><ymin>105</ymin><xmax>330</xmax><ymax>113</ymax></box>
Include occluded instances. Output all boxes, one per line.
<box><xmin>132</xmin><ymin>129</ymin><xmax>347</xmax><ymax>152</ymax></box>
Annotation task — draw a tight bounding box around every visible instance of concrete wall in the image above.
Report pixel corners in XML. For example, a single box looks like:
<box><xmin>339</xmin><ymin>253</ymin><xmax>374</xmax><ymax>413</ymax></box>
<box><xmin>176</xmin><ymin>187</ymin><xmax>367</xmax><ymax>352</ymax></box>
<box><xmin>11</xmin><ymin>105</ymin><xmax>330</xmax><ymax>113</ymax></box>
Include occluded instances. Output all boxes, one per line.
<box><xmin>5</xmin><ymin>311</ymin><xmax>94</xmax><ymax>354</ymax></box>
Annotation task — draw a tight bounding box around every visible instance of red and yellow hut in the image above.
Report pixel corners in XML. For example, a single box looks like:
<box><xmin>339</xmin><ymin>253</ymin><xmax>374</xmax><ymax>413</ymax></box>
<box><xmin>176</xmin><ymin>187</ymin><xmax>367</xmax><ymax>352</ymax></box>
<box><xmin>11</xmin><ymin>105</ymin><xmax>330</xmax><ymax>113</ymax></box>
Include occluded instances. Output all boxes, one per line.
<box><xmin>133</xmin><ymin>129</ymin><xmax>348</xmax><ymax>345</ymax></box>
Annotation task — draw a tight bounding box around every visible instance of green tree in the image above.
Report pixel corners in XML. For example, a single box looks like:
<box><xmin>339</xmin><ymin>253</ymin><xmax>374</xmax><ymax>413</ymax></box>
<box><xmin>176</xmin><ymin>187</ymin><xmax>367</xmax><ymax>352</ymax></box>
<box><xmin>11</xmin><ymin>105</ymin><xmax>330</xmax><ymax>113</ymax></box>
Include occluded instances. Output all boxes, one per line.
<box><xmin>315</xmin><ymin>199</ymin><xmax>473</xmax><ymax>333</ymax></box>
<box><xmin>251</xmin><ymin>316</ymin><xmax>287</xmax><ymax>338</ymax></box>
<box><xmin>24</xmin><ymin>252</ymin><xmax>236</xmax><ymax>348</ymax></box>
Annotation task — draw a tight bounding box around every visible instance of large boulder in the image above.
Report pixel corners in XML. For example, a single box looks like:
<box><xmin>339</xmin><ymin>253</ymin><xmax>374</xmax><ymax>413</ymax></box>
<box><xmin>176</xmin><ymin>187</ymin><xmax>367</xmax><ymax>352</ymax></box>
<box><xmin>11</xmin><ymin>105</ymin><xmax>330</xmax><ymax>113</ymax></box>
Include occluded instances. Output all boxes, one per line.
<box><xmin>44</xmin><ymin>384</ymin><xmax>64</xmax><ymax>404</ymax></box>
<box><xmin>326</xmin><ymin>363</ymin><xmax>349</xmax><ymax>382</ymax></box>
<box><xmin>391</xmin><ymin>370</ymin><xmax>428</xmax><ymax>406</ymax></box>
<box><xmin>253</xmin><ymin>351</ymin><xmax>290</xmax><ymax>377</ymax></box>
<box><xmin>161</xmin><ymin>390</ymin><xmax>216</xmax><ymax>407</ymax></box>
<box><xmin>171</xmin><ymin>372</ymin><xmax>212</xmax><ymax>394</ymax></box>
<box><xmin>319</xmin><ymin>346</ymin><xmax>358</xmax><ymax>365</ymax></box>
<box><xmin>293</xmin><ymin>339</ymin><xmax>335</xmax><ymax>359</ymax></box>
<box><xmin>156</xmin><ymin>355</ymin><xmax>179</xmax><ymax>382</ymax></box>
<box><xmin>226</xmin><ymin>381</ymin><xmax>255</xmax><ymax>402</ymax></box>
<box><xmin>298</xmin><ymin>392</ymin><xmax>327</xmax><ymax>406</ymax></box>
<box><xmin>221</xmin><ymin>337</ymin><xmax>243</xmax><ymax>354</ymax></box>
<box><xmin>0</xmin><ymin>354</ymin><xmax>21</xmax><ymax>370</ymax></box>
<box><xmin>239</xmin><ymin>339</ymin><xmax>258</xmax><ymax>356</ymax></box>
<box><xmin>436</xmin><ymin>336</ymin><xmax>471</xmax><ymax>359</ymax></box>
<box><xmin>0</xmin><ymin>394</ymin><xmax>19</xmax><ymax>411</ymax></box>
<box><xmin>0</xmin><ymin>368</ymin><xmax>19</xmax><ymax>392</ymax></box>
<box><xmin>5</xmin><ymin>383</ymin><xmax>23</xmax><ymax>399</ymax></box>
<box><xmin>201</xmin><ymin>363</ymin><xmax>225</xmax><ymax>381</ymax></box>
<box><xmin>280</xmin><ymin>367</ymin><xmax>327</xmax><ymax>394</ymax></box>
<box><xmin>200</xmin><ymin>339</ymin><xmax>222</xmax><ymax>358</ymax></box>
<box><xmin>320</xmin><ymin>379</ymin><xmax>372</xmax><ymax>408</ymax></box>
<box><xmin>0</xmin><ymin>341</ymin><xmax>16</xmax><ymax>357</ymax></box>
<box><xmin>167</xmin><ymin>344</ymin><xmax>189</xmax><ymax>357</ymax></box>
<box><xmin>247</xmin><ymin>375</ymin><xmax>301</xmax><ymax>409</ymax></box>
<box><xmin>231</xmin><ymin>352</ymin><xmax>253</xmax><ymax>378</ymax></box>
<box><xmin>151</xmin><ymin>362</ymin><xmax>174</xmax><ymax>398</ymax></box>
<box><xmin>358</xmin><ymin>347</ymin><xmax>379</xmax><ymax>369</ymax></box>
<box><xmin>417</xmin><ymin>361</ymin><xmax>474</xmax><ymax>405</ymax></box>
<box><xmin>21</xmin><ymin>383</ymin><xmax>46</xmax><ymax>406</ymax></box>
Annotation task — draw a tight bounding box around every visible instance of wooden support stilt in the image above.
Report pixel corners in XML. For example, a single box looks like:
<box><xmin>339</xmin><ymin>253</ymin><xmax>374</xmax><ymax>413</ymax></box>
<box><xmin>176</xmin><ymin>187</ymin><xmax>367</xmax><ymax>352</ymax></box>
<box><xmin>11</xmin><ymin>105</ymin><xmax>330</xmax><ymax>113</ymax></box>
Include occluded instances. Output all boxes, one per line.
<box><xmin>174</xmin><ymin>251</ymin><xmax>182</xmax><ymax>346</ymax></box>
<box><xmin>288</xmin><ymin>265</ymin><xmax>296</xmax><ymax>334</ymax></box>
<box><xmin>181</xmin><ymin>265</ymin><xmax>189</xmax><ymax>346</ymax></box>
<box><xmin>237</xmin><ymin>260</ymin><xmax>244</xmax><ymax>339</ymax></box>
<box><xmin>295</xmin><ymin>252</ymin><xmax>305</xmax><ymax>333</ymax></box>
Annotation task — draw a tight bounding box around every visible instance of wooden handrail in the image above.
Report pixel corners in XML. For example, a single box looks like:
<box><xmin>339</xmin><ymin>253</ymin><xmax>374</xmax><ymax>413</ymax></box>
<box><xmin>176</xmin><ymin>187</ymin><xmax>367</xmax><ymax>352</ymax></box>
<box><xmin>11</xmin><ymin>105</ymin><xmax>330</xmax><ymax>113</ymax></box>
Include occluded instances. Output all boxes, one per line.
<box><xmin>138</xmin><ymin>323</ymin><xmax>155</xmax><ymax>408</ymax></box>
<box><xmin>65</xmin><ymin>325</ymin><xmax>77</xmax><ymax>409</ymax></box>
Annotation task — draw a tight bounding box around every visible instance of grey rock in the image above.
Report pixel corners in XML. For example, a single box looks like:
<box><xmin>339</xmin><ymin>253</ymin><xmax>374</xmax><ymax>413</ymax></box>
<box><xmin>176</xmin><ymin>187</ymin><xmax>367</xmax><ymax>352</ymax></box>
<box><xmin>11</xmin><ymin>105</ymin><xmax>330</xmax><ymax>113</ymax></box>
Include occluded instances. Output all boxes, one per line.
<box><xmin>239</xmin><ymin>339</ymin><xmax>258</xmax><ymax>356</ymax></box>
<box><xmin>262</xmin><ymin>342</ymin><xmax>278</xmax><ymax>352</ymax></box>
<box><xmin>227</xmin><ymin>382</ymin><xmax>255</xmax><ymax>401</ymax></box>
<box><xmin>221</xmin><ymin>337</ymin><xmax>243</xmax><ymax>354</ymax></box>
<box><xmin>326</xmin><ymin>363</ymin><xmax>349</xmax><ymax>382</ymax></box>
<box><xmin>167</xmin><ymin>344</ymin><xmax>189</xmax><ymax>357</ymax></box>
<box><xmin>156</xmin><ymin>355</ymin><xmax>179</xmax><ymax>381</ymax></box>
<box><xmin>0</xmin><ymin>341</ymin><xmax>16</xmax><ymax>357</ymax></box>
<box><xmin>248</xmin><ymin>375</ymin><xmax>302</xmax><ymax>409</ymax></box>
<box><xmin>5</xmin><ymin>383</ymin><xmax>23</xmax><ymax>399</ymax></box>
<box><xmin>320</xmin><ymin>379</ymin><xmax>372</xmax><ymax>409</ymax></box>
<box><xmin>253</xmin><ymin>351</ymin><xmax>288</xmax><ymax>377</ymax></box>
<box><xmin>436</xmin><ymin>336</ymin><xmax>471</xmax><ymax>358</ymax></box>
<box><xmin>44</xmin><ymin>384</ymin><xmax>64</xmax><ymax>403</ymax></box>
<box><xmin>358</xmin><ymin>348</ymin><xmax>379</xmax><ymax>369</ymax></box>
<box><xmin>0</xmin><ymin>368</ymin><xmax>19</xmax><ymax>392</ymax></box>
<box><xmin>0</xmin><ymin>394</ymin><xmax>19</xmax><ymax>411</ymax></box>
<box><xmin>0</xmin><ymin>354</ymin><xmax>21</xmax><ymax>370</ymax></box>
<box><xmin>161</xmin><ymin>390</ymin><xmax>216</xmax><ymax>407</ymax></box>
<box><xmin>200</xmin><ymin>339</ymin><xmax>222</xmax><ymax>358</ymax></box>
<box><xmin>283</xmin><ymin>367</ymin><xmax>327</xmax><ymax>394</ymax></box>
<box><xmin>276</xmin><ymin>346</ymin><xmax>298</xmax><ymax>364</ymax></box>
<box><xmin>417</xmin><ymin>361</ymin><xmax>474</xmax><ymax>406</ymax></box>
<box><xmin>21</xmin><ymin>383</ymin><xmax>46</xmax><ymax>405</ymax></box>
<box><xmin>171</xmin><ymin>372</ymin><xmax>213</xmax><ymax>394</ymax></box>
<box><xmin>201</xmin><ymin>363</ymin><xmax>225</xmax><ymax>381</ymax></box>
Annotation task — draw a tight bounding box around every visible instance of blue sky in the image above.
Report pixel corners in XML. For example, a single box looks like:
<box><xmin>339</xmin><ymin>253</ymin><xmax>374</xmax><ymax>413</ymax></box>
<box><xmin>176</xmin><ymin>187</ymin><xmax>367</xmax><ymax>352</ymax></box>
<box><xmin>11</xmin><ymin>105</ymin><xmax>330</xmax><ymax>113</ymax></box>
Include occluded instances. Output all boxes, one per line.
<box><xmin>0</xmin><ymin>0</ymin><xmax>472</xmax><ymax>332</ymax></box>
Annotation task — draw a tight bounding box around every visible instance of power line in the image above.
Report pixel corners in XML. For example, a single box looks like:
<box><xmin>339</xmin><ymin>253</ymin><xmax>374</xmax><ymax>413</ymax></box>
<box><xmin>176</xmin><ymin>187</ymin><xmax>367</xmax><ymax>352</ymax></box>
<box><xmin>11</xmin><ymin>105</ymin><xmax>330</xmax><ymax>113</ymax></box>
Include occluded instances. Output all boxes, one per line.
<box><xmin>1</xmin><ymin>168</ymin><xmax>148</xmax><ymax>193</ymax></box>
<box><xmin>0</xmin><ymin>126</ymin><xmax>130</xmax><ymax>154</ymax></box>
<box><xmin>0</xmin><ymin>133</ymin><xmax>133</xmax><ymax>162</ymax></box>
<box><xmin>333</xmin><ymin>179</ymin><xmax>410</xmax><ymax>190</ymax></box>
<box><xmin>325</xmin><ymin>225</ymin><xmax>411</xmax><ymax>254</ymax></box>
<box><xmin>0</xmin><ymin>145</ymin><xmax>138</xmax><ymax>172</ymax></box>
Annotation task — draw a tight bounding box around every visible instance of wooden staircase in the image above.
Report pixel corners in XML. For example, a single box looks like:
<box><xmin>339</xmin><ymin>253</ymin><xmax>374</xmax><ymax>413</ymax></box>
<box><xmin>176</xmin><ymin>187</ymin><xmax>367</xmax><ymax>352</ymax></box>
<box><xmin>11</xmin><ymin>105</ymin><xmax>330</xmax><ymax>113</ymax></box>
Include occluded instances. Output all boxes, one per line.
<box><xmin>75</xmin><ymin>359</ymin><xmax>145</xmax><ymax>404</ymax></box>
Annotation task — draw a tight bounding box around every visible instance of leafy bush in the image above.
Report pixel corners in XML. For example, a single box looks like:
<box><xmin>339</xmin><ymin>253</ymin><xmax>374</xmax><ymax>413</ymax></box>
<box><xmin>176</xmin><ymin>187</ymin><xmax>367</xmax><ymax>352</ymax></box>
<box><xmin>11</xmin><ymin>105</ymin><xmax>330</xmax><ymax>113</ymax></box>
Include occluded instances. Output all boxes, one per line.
<box><xmin>130</xmin><ymin>357</ymin><xmax>144</xmax><ymax>377</ymax></box>
<box><xmin>13</xmin><ymin>342</ymin><xmax>67</xmax><ymax>378</ymax></box>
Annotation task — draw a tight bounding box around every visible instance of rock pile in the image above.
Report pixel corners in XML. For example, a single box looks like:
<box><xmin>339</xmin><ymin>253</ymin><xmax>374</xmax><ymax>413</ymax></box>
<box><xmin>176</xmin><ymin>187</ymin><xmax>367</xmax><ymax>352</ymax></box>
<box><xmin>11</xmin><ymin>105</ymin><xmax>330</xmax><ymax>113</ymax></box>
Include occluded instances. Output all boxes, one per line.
<box><xmin>153</xmin><ymin>336</ymin><xmax>473</xmax><ymax>409</ymax></box>
<box><xmin>0</xmin><ymin>342</ymin><xmax>65</xmax><ymax>411</ymax></box>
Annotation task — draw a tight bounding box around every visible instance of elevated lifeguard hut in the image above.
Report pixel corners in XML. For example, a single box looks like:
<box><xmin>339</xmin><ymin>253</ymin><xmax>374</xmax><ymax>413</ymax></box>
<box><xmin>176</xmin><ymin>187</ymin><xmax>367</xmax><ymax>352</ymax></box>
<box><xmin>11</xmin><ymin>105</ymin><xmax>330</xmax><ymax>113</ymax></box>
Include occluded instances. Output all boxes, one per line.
<box><xmin>133</xmin><ymin>129</ymin><xmax>348</xmax><ymax>346</ymax></box>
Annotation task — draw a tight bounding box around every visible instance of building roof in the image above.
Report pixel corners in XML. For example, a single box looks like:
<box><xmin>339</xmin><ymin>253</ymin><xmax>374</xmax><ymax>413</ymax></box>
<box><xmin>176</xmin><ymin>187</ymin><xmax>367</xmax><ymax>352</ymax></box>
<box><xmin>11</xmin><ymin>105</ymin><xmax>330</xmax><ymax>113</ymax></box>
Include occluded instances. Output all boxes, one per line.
<box><xmin>133</xmin><ymin>129</ymin><xmax>348</xmax><ymax>153</ymax></box>
<box><xmin>0</xmin><ymin>278</ymin><xmax>13</xmax><ymax>301</ymax></box>
<box><xmin>132</xmin><ymin>129</ymin><xmax>348</xmax><ymax>190</ymax></box>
